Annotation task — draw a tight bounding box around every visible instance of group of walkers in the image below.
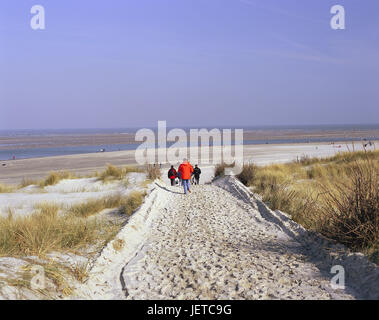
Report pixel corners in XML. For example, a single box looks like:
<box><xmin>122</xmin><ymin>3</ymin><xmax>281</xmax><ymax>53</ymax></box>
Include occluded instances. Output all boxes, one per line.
<box><xmin>167</xmin><ymin>160</ymin><xmax>201</xmax><ymax>195</ymax></box>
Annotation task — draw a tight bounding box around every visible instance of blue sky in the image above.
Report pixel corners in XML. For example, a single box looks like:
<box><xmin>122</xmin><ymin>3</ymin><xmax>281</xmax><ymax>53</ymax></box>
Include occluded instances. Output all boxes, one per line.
<box><xmin>0</xmin><ymin>0</ymin><xmax>378</xmax><ymax>129</ymax></box>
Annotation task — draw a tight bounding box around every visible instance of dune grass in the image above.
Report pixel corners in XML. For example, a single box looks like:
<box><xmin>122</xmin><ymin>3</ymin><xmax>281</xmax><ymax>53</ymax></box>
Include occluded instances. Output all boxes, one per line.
<box><xmin>119</xmin><ymin>191</ymin><xmax>145</xmax><ymax>215</ymax></box>
<box><xmin>19</xmin><ymin>259</ymin><xmax>91</xmax><ymax>297</ymax></box>
<box><xmin>112</xmin><ymin>239</ymin><xmax>125</xmax><ymax>252</ymax></box>
<box><xmin>68</xmin><ymin>191</ymin><xmax>144</xmax><ymax>218</ymax></box>
<box><xmin>214</xmin><ymin>163</ymin><xmax>235</xmax><ymax>179</ymax></box>
<box><xmin>0</xmin><ymin>163</ymin><xmax>144</xmax><ymax>192</ymax></box>
<box><xmin>146</xmin><ymin>164</ymin><xmax>161</xmax><ymax>180</ymax></box>
<box><xmin>0</xmin><ymin>257</ymin><xmax>91</xmax><ymax>298</ymax></box>
<box><xmin>39</xmin><ymin>171</ymin><xmax>78</xmax><ymax>188</ymax></box>
<box><xmin>0</xmin><ymin>166</ymin><xmax>149</xmax><ymax>297</ymax></box>
<box><xmin>19</xmin><ymin>178</ymin><xmax>39</xmax><ymax>189</ymax></box>
<box><xmin>0</xmin><ymin>171</ymin><xmax>76</xmax><ymax>192</ymax></box>
<box><xmin>0</xmin><ymin>203</ymin><xmax>109</xmax><ymax>257</ymax></box>
<box><xmin>97</xmin><ymin>164</ymin><xmax>142</xmax><ymax>182</ymax></box>
<box><xmin>232</xmin><ymin>149</ymin><xmax>379</xmax><ymax>264</ymax></box>
<box><xmin>0</xmin><ymin>167</ymin><xmax>146</xmax><ymax>257</ymax></box>
<box><xmin>21</xmin><ymin>260</ymin><xmax>74</xmax><ymax>296</ymax></box>
<box><xmin>71</xmin><ymin>261</ymin><xmax>89</xmax><ymax>283</ymax></box>
<box><xmin>0</xmin><ymin>183</ymin><xmax>15</xmax><ymax>193</ymax></box>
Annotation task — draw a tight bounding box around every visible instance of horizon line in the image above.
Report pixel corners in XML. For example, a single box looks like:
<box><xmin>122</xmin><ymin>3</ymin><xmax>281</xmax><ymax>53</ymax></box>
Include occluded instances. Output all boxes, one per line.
<box><xmin>1</xmin><ymin>123</ymin><xmax>379</xmax><ymax>132</ymax></box>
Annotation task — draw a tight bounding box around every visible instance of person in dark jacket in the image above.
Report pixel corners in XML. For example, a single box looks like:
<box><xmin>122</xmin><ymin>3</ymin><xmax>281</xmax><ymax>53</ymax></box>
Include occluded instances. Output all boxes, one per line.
<box><xmin>193</xmin><ymin>165</ymin><xmax>201</xmax><ymax>185</ymax></box>
<box><xmin>168</xmin><ymin>166</ymin><xmax>177</xmax><ymax>186</ymax></box>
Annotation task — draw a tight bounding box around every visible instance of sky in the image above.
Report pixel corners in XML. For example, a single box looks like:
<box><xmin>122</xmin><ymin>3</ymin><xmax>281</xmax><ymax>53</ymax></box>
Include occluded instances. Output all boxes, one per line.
<box><xmin>0</xmin><ymin>0</ymin><xmax>378</xmax><ymax>129</ymax></box>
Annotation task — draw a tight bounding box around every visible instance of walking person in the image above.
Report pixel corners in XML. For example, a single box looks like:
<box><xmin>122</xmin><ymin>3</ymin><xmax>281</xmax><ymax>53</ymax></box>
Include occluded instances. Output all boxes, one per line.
<box><xmin>167</xmin><ymin>165</ymin><xmax>177</xmax><ymax>186</ymax></box>
<box><xmin>193</xmin><ymin>164</ymin><xmax>201</xmax><ymax>185</ymax></box>
<box><xmin>177</xmin><ymin>170</ymin><xmax>182</xmax><ymax>186</ymax></box>
<box><xmin>178</xmin><ymin>159</ymin><xmax>193</xmax><ymax>195</ymax></box>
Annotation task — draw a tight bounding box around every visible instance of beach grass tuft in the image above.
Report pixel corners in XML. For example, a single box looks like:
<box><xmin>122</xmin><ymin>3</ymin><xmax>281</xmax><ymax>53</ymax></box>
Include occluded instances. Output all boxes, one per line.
<box><xmin>146</xmin><ymin>164</ymin><xmax>161</xmax><ymax>180</ymax></box>
<box><xmin>0</xmin><ymin>183</ymin><xmax>15</xmax><ymax>193</ymax></box>
<box><xmin>71</xmin><ymin>261</ymin><xmax>89</xmax><ymax>283</ymax></box>
<box><xmin>19</xmin><ymin>178</ymin><xmax>39</xmax><ymax>189</ymax></box>
<box><xmin>234</xmin><ymin>149</ymin><xmax>379</xmax><ymax>264</ymax></box>
<box><xmin>0</xmin><ymin>205</ymin><xmax>104</xmax><ymax>257</ymax></box>
<box><xmin>68</xmin><ymin>191</ymin><xmax>144</xmax><ymax>218</ymax></box>
<box><xmin>97</xmin><ymin>164</ymin><xmax>142</xmax><ymax>182</ymax></box>
<box><xmin>39</xmin><ymin>171</ymin><xmax>77</xmax><ymax>187</ymax></box>
<box><xmin>214</xmin><ymin>163</ymin><xmax>235</xmax><ymax>179</ymax></box>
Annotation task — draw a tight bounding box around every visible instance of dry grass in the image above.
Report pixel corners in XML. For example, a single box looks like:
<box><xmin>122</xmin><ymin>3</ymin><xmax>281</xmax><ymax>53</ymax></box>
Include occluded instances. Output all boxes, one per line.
<box><xmin>68</xmin><ymin>198</ymin><xmax>111</xmax><ymax>218</ymax></box>
<box><xmin>0</xmin><ymin>203</ymin><xmax>107</xmax><ymax>257</ymax></box>
<box><xmin>0</xmin><ymin>168</ymin><xmax>146</xmax><ymax>259</ymax></box>
<box><xmin>119</xmin><ymin>191</ymin><xmax>145</xmax><ymax>215</ymax></box>
<box><xmin>21</xmin><ymin>260</ymin><xmax>73</xmax><ymax>296</ymax></box>
<box><xmin>317</xmin><ymin>158</ymin><xmax>378</xmax><ymax>250</ymax></box>
<box><xmin>0</xmin><ymin>171</ymin><xmax>75</xmax><ymax>191</ymax></box>
<box><xmin>139</xmin><ymin>179</ymin><xmax>153</xmax><ymax>188</ymax></box>
<box><xmin>294</xmin><ymin>149</ymin><xmax>379</xmax><ymax>165</ymax></box>
<box><xmin>146</xmin><ymin>164</ymin><xmax>161</xmax><ymax>180</ymax></box>
<box><xmin>0</xmin><ymin>183</ymin><xmax>15</xmax><ymax>193</ymax></box>
<box><xmin>1</xmin><ymin>259</ymin><xmax>90</xmax><ymax>298</ymax></box>
<box><xmin>237</xmin><ymin>163</ymin><xmax>258</xmax><ymax>186</ymax></box>
<box><xmin>236</xmin><ymin>150</ymin><xmax>379</xmax><ymax>263</ymax></box>
<box><xmin>71</xmin><ymin>262</ymin><xmax>89</xmax><ymax>283</ymax></box>
<box><xmin>112</xmin><ymin>239</ymin><xmax>125</xmax><ymax>251</ymax></box>
<box><xmin>68</xmin><ymin>191</ymin><xmax>144</xmax><ymax>218</ymax></box>
<box><xmin>97</xmin><ymin>164</ymin><xmax>141</xmax><ymax>182</ymax></box>
<box><xmin>19</xmin><ymin>178</ymin><xmax>39</xmax><ymax>189</ymax></box>
<box><xmin>39</xmin><ymin>171</ymin><xmax>77</xmax><ymax>187</ymax></box>
<box><xmin>0</xmin><ymin>171</ymin><xmax>147</xmax><ymax>297</ymax></box>
<box><xmin>214</xmin><ymin>163</ymin><xmax>235</xmax><ymax>178</ymax></box>
<box><xmin>0</xmin><ymin>275</ymin><xmax>30</xmax><ymax>291</ymax></box>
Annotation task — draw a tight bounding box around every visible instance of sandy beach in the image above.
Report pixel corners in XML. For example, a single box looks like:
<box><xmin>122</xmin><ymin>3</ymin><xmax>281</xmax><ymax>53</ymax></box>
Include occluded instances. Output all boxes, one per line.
<box><xmin>0</xmin><ymin>141</ymin><xmax>376</xmax><ymax>185</ymax></box>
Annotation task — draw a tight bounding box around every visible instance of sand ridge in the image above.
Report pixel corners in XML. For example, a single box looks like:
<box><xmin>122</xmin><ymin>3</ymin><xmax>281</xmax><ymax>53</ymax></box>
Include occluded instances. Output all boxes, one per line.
<box><xmin>73</xmin><ymin>177</ymin><xmax>379</xmax><ymax>300</ymax></box>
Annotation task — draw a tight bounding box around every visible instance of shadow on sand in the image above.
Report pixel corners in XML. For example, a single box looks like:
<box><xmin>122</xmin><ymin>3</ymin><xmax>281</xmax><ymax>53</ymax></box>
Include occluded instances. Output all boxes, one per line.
<box><xmin>215</xmin><ymin>176</ymin><xmax>379</xmax><ymax>300</ymax></box>
<box><xmin>155</xmin><ymin>182</ymin><xmax>184</xmax><ymax>195</ymax></box>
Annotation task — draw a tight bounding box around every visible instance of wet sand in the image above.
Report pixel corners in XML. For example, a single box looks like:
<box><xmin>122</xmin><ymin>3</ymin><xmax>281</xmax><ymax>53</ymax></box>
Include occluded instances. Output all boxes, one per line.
<box><xmin>0</xmin><ymin>141</ymin><xmax>375</xmax><ymax>185</ymax></box>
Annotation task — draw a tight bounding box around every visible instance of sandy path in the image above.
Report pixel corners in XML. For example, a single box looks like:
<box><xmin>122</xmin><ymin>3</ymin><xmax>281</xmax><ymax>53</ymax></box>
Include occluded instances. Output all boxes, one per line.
<box><xmin>75</xmin><ymin>177</ymin><xmax>379</xmax><ymax>300</ymax></box>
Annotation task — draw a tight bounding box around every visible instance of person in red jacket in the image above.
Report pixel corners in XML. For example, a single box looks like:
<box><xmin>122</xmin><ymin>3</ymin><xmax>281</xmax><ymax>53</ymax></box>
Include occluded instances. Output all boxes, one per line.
<box><xmin>178</xmin><ymin>159</ymin><xmax>194</xmax><ymax>194</ymax></box>
<box><xmin>167</xmin><ymin>165</ymin><xmax>177</xmax><ymax>186</ymax></box>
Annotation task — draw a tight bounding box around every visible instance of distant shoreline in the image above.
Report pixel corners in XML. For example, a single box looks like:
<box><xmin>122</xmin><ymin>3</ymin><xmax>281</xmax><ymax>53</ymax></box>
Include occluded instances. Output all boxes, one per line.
<box><xmin>0</xmin><ymin>126</ymin><xmax>378</xmax><ymax>161</ymax></box>
<box><xmin>0</xmin><ymin>140</ymin><xmax>377</xmax><ymax>185</ymax></box>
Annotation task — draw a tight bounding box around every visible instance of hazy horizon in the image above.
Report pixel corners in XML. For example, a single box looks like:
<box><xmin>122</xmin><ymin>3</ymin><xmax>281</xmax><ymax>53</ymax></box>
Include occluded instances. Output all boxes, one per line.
<box><xmin>1</xmin><ymin>123</ymin><xmax>379</xmax><ymax>135</ymax></box>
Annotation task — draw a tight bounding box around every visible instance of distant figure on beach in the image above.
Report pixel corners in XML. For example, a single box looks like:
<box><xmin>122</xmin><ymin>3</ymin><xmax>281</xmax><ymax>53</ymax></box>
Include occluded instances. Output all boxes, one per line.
<box><xmin>167</xmin><ymin>165</ymin><xmax>177</xmax><ymax>186</ymax></box>
<box><xmin>193</xmin><ymin>165</ymin><xmax>201</xmax><ymax>185</ymax></box>
<box><xmin>178</xmin><ymin>159</ymin><xmax>193</xmax><ymax>195</ymax></box>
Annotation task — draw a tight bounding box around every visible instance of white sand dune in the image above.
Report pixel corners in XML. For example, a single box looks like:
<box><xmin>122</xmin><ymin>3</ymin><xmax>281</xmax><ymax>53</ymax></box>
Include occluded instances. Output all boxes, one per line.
<box><xmin>0</xmin><ymin>172</ymin><xmax>147</xmax><ymax>218</ymax></box>
<box><xmin>73</xmin><ymin>176</ymin><xmax>379</xmax><ymax>300</ymax></box>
